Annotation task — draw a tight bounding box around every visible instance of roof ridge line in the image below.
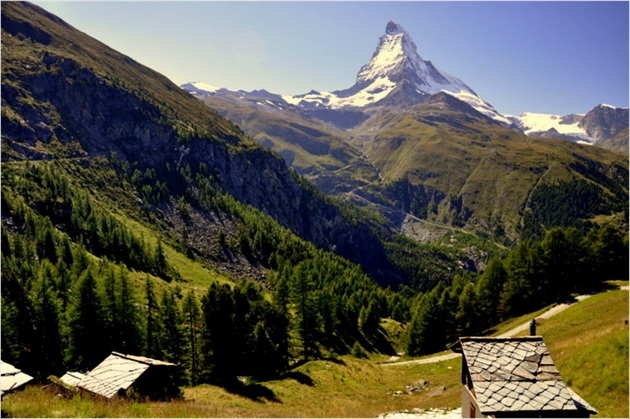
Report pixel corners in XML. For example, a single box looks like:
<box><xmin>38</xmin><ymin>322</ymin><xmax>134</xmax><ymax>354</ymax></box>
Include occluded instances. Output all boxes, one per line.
<box><xmin>460</xmin><ymin>336</ymin><xmax>544</xmax><ymax>342</ymax></box>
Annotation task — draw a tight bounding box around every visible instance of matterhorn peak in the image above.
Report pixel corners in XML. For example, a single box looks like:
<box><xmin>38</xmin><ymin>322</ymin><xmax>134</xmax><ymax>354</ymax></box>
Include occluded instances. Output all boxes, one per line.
<box><xmin>385</xmin><ymin>20</ymin><xmax>405</xmax><ymax>35</ymax></box>
<box><xmin>353</xmin><ymin>20</ymin><xmax>479</xmax><ymax>100</ymax></box>
<box><xmin>354</xmin><ymin>21</ymin><xmax>420</xmax><ymax>87</ymax></box>
<box><xmin>278</xmin><ymin>21</ymin><xmax>509</xmax><ymax>124</ymax></box>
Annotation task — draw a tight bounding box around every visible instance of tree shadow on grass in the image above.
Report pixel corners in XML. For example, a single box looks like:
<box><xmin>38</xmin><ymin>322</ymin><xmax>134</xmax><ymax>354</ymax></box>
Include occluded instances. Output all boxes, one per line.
<box><xmin>224</xmin><ymin>381</ymin><xmax>282</xmax><ymax>403</ymax></box>
<box><xmin>322</xmin><ymin>356</ymin><xmax>346</xmax><ymax>365</ymax></box>
<box><xmin>283</xmin><ymin>371</ymin><xmax>315</xmax><ymax>386</ymax></box>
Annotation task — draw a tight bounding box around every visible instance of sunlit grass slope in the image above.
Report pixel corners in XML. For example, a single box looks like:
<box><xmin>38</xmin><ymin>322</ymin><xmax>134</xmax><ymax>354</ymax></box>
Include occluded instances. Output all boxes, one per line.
<box><xmin>3</xmin><ymin>286</ymin><xmax>626</xmax><ymax>418</ymax></box>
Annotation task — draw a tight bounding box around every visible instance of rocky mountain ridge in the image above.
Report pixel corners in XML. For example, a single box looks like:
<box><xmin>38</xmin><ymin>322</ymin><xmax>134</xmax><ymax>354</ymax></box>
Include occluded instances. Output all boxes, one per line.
<box><xmin>184</xmin><ymin>22</ymin><xmax>627</xmax><ymax>153</ymax></box>
<box><xmin>185</xmin><ymin>21</ymin><xmax>508</xmax><ymax>127</ymax></box>
<box><xmin>509</xmin><ymin>104</ymin><xmax>629</xmax><ymax>153</ymax></box>
<box><xmin>3</xmin><ymin>2</ymin><xmax>627</xmax><ymax>280</ymax></box>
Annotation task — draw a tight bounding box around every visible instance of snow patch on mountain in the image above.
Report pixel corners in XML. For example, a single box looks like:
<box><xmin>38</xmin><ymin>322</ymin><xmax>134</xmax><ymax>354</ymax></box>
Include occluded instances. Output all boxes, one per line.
<box><xmin>355</xmin><ymin>30</ymin><xmax>409</xmax><ymax>86</ymax></box>
<box><xmin>283</xmin><ymin>77</ymin><xmax>397</xmax><ymax>109</ymax></box>
<box><xmin>600</xmin><ymin>103</ymin><xmax>629</xmax><ymax>110</ymax></box>
<box><xmin>444</xmin><ymin>90</ymin><xmax>512</xmax><ymax>125</ymax></box>
<box><xmin>509</xmin><ymin>112</ymin><xmax>593</xmax><ymax>143</ymax></box>
<box><xmin>183</xmin><ymin>81</ymin><xmax>222</xmax><ymax>94</ymax></box>
<box><xmin>354</xmin><ymin>21</ymin><xmax>474</xmax><ymax>96</ymax></box>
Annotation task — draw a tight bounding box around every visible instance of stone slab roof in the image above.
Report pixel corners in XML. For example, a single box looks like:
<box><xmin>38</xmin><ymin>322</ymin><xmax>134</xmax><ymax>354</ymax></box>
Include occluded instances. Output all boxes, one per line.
<box><xmin>77</xmin><ymin>352</ymin><xmax>177</xmax><ymax>399</ymax></box>
<box><xmin>1</xmin><ymin>360</ymin><xmax>33</xmax><ymax>396</ymax></box>
<box><xmin>60</xmin><ymin>371</ymin><xmax>87</xmax><ymax>387</ymax></box>
<box><xmin>460</xmin><ymin>337</ymin><xmax>597</xmax><ymax>415</ymax></box>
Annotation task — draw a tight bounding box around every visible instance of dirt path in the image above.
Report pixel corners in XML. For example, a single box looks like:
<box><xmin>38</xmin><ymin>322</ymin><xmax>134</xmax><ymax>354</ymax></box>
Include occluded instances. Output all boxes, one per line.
<box><xmin>382</xmin><ymin>286</ymin><xmax>629</xmax><ymax>367</ymax></box>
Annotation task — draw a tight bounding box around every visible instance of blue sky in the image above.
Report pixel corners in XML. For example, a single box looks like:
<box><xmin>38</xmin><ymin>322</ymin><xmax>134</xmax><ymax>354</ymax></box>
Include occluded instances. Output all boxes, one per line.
<box><xmin>32</xmin><ymin>1</ymin><xmax>629</xmax><ymax>116</ymax></box>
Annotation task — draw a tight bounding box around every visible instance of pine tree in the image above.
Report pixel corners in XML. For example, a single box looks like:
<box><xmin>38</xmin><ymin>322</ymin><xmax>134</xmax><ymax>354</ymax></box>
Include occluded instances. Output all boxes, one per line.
<box><xmin>117</xmin><ymin>268</ymin><xmax>142</xmax><ymax>354</ymax></box>
<box><xmin>144</xmin><ymin>276</ymin><xmax>161</xmax><ymax>358</ymax></box>
<box><xmin>406</xmin><ymin>284</ymin><xmax>446</xmax><ymax>356</ymax></box>
<box><xmin>153</xmin><ymin>239</ymin><xmax>168</xmax><ymax>279</ymax></box>
<box><xmin>182</xmin><ymin>291</ymin><xmax>202</xmax><ymax>385</ymax></box>
<box><xmin>31</xmin><ymin>262</ymin><xmax>65</xmax><ymax>378</ymax></box>
<box><xmin>1</xmin><ymin>262</ymin><xmax>36</xmax><ymax>372</ymax></box>
<box><xmin>261</xmin><ymin>302</ymin><xmax>290</xmax><ymax>377</ymax></box>
<box><xmin>103</xmin><ymin>267</ymin><xmax>119</xmax><ymax>348</ymax></box>
<box><xmin>200</xmin><ymin>283</ymin><xmax>238</xmax><ymax>383</ymax></box>
<box><xmin>159</xmin><ymin>288</ymin><xmax>184</xmax><ymax>363</ymax></box>
<box><xmin>456</xmin><ymin>282</ymin><xmax>480</xmax><ymax>336</ymax></box>
<box><xmin>37</xmin><ymin>223</ymin><xmax>58</xmax><ymax>264</ymax></box>
<box><xmin>359</xmin><ymin>300</ymin><xmax>381</xmax><ymax>336</ymax></box>
<box><xmin>67</xmin><ymin>268</ymin><xmax>108</xmax><ymax>370</ymax></box>
<box><xmin>250</xmin><ymin>321</ymin><xmax>276</xmax><ymax>378</ymax></box>
<box><xmin>475</xmin><ymin>257</ymin><xmax>507</xmax><ymax>326</ymax></box>
<box><xmin>54</xmin><ymin>259</ymin><xmax>72</xmax><ymax>311</ymax></box>
<box><xmin>589</xmin><ymin>224</ymin><xmax>628</xmax><ymax>282</ymax></box>
<box><xmin>2</xmin><ymin>227</ymin><xmax>12</xmax><ymax>258</ymax></box>
<box><xmin>291</xmin><ymin>265</ymin><xmax>322</xmax><ymax>360</ymax></box>
<box><xmin>58</xmin><ymin>235</ymin><xmax>74</xmax><ymax>266</ymax></box>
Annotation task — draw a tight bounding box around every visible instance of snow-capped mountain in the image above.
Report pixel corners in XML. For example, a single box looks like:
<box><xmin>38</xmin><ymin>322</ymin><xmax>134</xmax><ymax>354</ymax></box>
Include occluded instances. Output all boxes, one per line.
<box><xmin>509</xmin><ymin>112</ymin><xmax>592</xmax><ymax>144</ymax></box>
<box><xmin>282</xmin><ymin>21</ymin><xmax>509</xmax><ymax>124</ymax></box>
<box><xmin>356</xmin><ymin>21</ymin><xmax>472</xmax><ymax>94</ymax></box>
<box><xmin>182</xmin><ymin>21</ymin><xmax>625</xmax><ymax>151</ymax></box>
<box><xmin>183</xmin><ymin>21</ymin><xmax>510</xmax><ymax>125</ymax></box>
<box><xmin>509</xmin><ymin>104</ymin><xmax>629</xmax><ymax>151</ymax></box>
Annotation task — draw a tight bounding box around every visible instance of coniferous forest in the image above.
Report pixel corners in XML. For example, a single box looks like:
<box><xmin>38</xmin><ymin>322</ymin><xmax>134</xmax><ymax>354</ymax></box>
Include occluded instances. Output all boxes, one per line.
<box><xmin>2</xmin><ymin>159</ymin><xmax>627</xmax><ymax>385</ymax></box>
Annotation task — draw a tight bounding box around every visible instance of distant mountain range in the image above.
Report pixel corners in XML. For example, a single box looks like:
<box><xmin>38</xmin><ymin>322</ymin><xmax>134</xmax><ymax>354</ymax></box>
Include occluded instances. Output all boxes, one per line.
<box><xmin>181</xmin><ymin>21</ymin><xmax>628</xmax><ymax>242</ymax></box>
<box><xmin>509</xmin><ymin>104</ymin><xmax>629</xmax><ymax>153</ymax></box>
<box><xmin>182</xmin><ymin>21</ymin><xmax>628</xmax><ymax>154</ymax></box>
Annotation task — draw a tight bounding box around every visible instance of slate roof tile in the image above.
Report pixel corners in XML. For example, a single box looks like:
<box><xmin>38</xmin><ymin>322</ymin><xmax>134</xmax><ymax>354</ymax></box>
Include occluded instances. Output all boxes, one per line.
<box><xmin>503</xmin><ymin>395</ymin><xmax>516</xmax><ymax>407</ymax></box>
<box><xmin>512</xmin><ymin>400</ymin><xmax>526</xmax><ymax>410</ymax></box>
<box><xmin>76</xmin><ymin>352</ymin><xmax>177</xmax><ymax>399</ymax></box>
<box><xmin>497</xmin><ymin>386</ymin><xmax>511</xmax><ymax>397</ymax></box>
<box><xmin>1</xmin><ymin>361</ymin><xmax>33</xmax><ymax>396</ymax></box>
<box><xmin>459</xmin><ymin>337</ymin><xmax>594</xmax><ymax>415</ymax></box>
<box><xmin>529</xmin><ymin>398</ymin><xmax>544</xmax><ymax>411</ymax></box>
<box><xmin>547</xmin><ymin>397</ymin><xmax>565</xmax><ymax>410</ymax></box>
<box><xmin>505</xmin><ymin>381</ymin><xmax>518</xmax><ymax>391</ymax></box>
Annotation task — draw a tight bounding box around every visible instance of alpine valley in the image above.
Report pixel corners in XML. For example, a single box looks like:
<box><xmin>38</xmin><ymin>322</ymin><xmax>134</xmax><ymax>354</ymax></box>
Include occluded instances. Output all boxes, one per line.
<box><xmin>1</xmin><ymin>2</ymin><xmax>628</xmax><ymax>413</ymax></box>
<box><xmin>182</xmin><ymin>21</ymin><xmax>629</xmax><ymax>244</ymax></box>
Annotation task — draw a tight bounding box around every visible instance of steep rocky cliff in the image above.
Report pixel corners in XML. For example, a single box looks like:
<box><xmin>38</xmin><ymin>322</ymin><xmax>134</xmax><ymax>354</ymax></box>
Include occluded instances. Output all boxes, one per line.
<box><xmin>1</xmin><ymin>2</ymin><xmax>399</xmax><ymax>283</ymax></box>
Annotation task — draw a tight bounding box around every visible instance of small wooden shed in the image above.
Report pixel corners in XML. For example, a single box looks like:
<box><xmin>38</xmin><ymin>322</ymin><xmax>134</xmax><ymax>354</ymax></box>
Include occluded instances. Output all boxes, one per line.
<box><xmin>458</xmin><ymin>336</ymin><xmax>597</xmax><ymax>418</ymax></box>
<box><xmin>76</xmin><ymin>352</ymin><xmax>181</xmax><ymax>400</ymax></box>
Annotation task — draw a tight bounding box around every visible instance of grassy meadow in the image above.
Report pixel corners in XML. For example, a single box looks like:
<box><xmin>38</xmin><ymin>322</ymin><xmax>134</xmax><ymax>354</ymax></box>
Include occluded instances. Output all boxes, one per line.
<box><xmin>1</xmin><ymin>357</ymin><xmax>461</xmax><ymax>418</ymax></box>
<box><xmin>2</xmin><ymin>284</ymin><xmax>627</xmax><ymax>418</ymax></box>
<box><xmin>528</xmin><ymin>286</ymin><xmax>629</xmax><ymax>418</ymax></box>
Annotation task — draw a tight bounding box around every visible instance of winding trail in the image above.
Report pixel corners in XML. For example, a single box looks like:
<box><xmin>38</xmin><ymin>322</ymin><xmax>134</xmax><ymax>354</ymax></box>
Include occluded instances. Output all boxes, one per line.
<box><xmin>382</xmin><ymin>286</ymin><xmax>629</xmax><ymax>367</ymax></box>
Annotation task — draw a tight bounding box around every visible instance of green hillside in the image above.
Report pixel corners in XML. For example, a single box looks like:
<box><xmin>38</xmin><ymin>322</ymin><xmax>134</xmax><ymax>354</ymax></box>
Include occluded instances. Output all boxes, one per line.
<box><xmin>193</xmin><ymin>86</ymin><xmax>629</xmax><ymax>245</ymax></box>
<box><xmin>0</xmin><ymin>1</ymin><xmax>402</xmax><ymax>384</ymax></box>
<box><xmin>2</xmin><ymin>286</ymin><xmax>626</xmax><ymax>418</ymax></box>
<box><xmin>199</xmin><ymin>95</ymin><xmax>380</xmax><ymax>194</ymax></box>
<box><xmin>524</xmin><ymin>287</ymin><xmax>629</xmax><ymax>418</ymax></box>
<box><xmin>351</xmin><ymin>100</ymin><xmax>628</xmax><ymax>241</ymax></box>
<box><xmin>0</xmin><ymin>1</ymin><xmax>418</xmax><ymax>287</ymax></box>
